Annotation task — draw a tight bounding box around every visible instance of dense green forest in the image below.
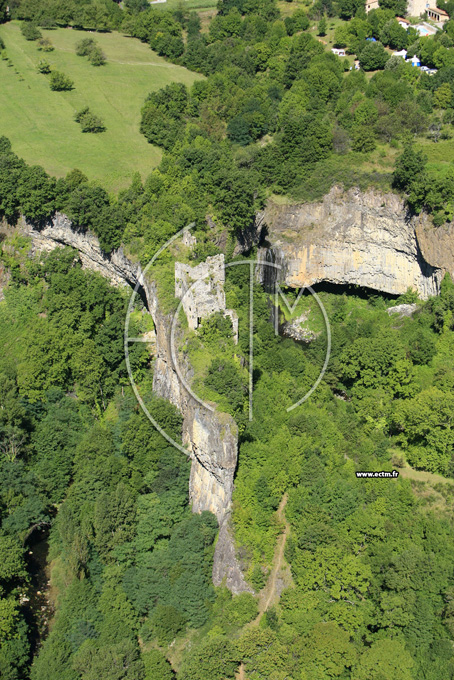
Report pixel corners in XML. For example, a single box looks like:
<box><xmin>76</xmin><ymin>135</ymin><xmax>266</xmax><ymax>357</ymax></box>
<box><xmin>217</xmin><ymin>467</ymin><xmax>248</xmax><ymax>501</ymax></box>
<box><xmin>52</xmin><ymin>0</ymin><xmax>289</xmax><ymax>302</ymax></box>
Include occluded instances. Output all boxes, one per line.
<box><xmin>3</xmin><ymin>0</ymin><xmax>454</xmax><ymax>676</ymax></box>
<box><xmin>3</xmin><ymin>237</ymin><xmax>454</xmax><ymax>679</ymax></box>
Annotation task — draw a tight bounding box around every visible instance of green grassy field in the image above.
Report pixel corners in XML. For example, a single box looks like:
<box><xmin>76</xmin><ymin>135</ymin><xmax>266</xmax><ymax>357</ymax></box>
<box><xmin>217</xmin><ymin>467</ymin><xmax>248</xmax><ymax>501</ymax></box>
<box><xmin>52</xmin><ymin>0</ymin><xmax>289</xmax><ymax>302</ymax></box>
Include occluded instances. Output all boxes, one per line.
<box><xmin>151</xmin><ymin>0</ymin><xmax>218</xmax><ymax>11</ymax></box>
<box><xmin>0</xmin><ymin>23</ymin><xmax>203</xmax><ymax>191</ymax></box>
<box><xmin>419</xmin><ymin>137</ymin><xmax>454</xmax><ymax>179</ymax></box>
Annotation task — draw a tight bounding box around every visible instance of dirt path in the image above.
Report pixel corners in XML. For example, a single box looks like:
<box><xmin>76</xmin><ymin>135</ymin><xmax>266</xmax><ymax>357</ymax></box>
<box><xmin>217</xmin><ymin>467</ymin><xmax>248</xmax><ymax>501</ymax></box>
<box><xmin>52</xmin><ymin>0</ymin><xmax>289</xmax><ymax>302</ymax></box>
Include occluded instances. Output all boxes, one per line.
<box><xmin>236</xmin><ymin>494</ymin><xmax>292</xmax><ymax>679</ymax></box>
<box><xmin>254</xmin><ymin>493</ymin><xmax>291</xmax><ymax>624</ymax></box>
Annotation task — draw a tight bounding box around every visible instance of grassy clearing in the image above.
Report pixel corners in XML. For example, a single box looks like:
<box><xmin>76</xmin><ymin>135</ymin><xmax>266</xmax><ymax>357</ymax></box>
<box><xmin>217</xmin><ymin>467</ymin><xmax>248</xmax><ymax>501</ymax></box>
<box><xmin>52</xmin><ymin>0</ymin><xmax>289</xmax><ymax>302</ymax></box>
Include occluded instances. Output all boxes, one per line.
<box><xmin>418</xmin><ymin>137</ymin><xmax>454</xmax><ymax>178</ymax></box>
<box><xmin>198</xmin><ymin>8</ymin><xmax>218</xmax><ymax>32</ymax></box>
<box><xmin>276</xmin><ymin>0</ymin><xmax>312</xmax><ymax>17</ymax></box>
<box><xmin>398</xmin><ymin>464</ymin><xmax>454</xmax><ymax>513</ymax></box>
<box><xmin>399</xmin><ymin>465</ymin><xmax>454</xmax><ymax>485</ymax></box>
<box><xmin>0</xmin><ymin>22</ymin><xmax>203</xmax><ymax>191</ymax></box>
<box><xmin>152</xmin><ymin>0</ymin><xmax>218</xmax><ymax>11</ymax></box>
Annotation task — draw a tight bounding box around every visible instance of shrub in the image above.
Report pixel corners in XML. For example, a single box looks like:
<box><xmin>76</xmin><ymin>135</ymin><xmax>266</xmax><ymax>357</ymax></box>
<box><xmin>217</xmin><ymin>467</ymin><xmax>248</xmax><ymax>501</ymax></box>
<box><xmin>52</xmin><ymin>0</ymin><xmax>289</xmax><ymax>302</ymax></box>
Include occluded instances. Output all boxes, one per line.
<box><xmin>76</xmin><ymin>38</ymin><xmax>106</xmax><ymax>66</ymax></box>
<box><xmin>37</xmin><ymin>37</ymin><xmax>54</xmax><ymax>52</ymax></box>
<box><xmin>76</xmin><ymin>38</ymin><xmax>96</xmax><ymax>57</ymax></box>
<box><xmin>74</xmin><ymin>107</ymin><xmax>106</xmax><ymax>133</ymax></box>
<box><xmin>37</xmin><ymin>59</ymin><xmax>51</xmax><ymax>74</ymax></box>
<box><xmin>351</xmin><ymin>126</ymin><xmax>376</xmax><ymax>152</ymax></box>
<box><xmin>49</xmin><ymin>71</ymin><xmax>74</xmax><ymax>91</ymax></box>
<box><xmin>149</xmin><ymin>605</ymin><xmax>187</xmax><ymax>645</ymax></box>
<box><xmin>318</xmin><ymin>16</ymin><xmax>327</xmax><ymax>37</ymax></box>
<box><xmin>249</xmin><ymin>564</ymin><xmax>266</xmax><ymax>590</ymax></box>
<box><xmin>88</xmin><ymin>46</ymin><xmax>106</xmax><ymax>66</ymax></box>
<box><xmin>20</xmin><ymin>22</ymin><xmax>41</xmax><ymax>41</ymax></box>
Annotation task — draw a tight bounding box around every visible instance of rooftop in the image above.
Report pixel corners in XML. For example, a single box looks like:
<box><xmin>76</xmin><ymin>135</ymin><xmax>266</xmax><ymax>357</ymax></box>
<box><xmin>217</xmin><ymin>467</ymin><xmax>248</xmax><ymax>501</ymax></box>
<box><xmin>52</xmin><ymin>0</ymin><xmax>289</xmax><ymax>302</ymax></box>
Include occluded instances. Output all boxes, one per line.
<box><xmin>429</xmin><ymin>6</ymin><xmax>449</xmax><ymax>14</ymax></box>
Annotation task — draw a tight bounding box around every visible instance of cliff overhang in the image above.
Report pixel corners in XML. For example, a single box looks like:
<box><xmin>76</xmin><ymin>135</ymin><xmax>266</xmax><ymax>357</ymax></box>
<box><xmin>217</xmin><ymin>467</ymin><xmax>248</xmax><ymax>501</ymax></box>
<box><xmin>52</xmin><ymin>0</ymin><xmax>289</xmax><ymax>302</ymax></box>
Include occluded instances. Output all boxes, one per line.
<box><xmin>256</xmin><ymin>186</ymin><xmax>444</xmax><ymax>300</ymax></box>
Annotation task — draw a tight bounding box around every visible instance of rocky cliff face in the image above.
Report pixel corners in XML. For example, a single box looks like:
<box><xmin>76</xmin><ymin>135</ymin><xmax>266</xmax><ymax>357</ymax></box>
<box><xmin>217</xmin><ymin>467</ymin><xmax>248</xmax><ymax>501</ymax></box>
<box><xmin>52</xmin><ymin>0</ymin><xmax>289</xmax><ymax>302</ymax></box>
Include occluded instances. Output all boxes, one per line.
<box><xmin>21</xmin><ymin>213</ymin><xmax>144</xmax><ymax>289</ymax></box>
<box><xmin>17</xmin><ymin>214</ymin><xmax>251</xmax><ymax>594</ymax></box>
<box><xmin>149</xmin><ymin>278</ymin><xmax>239</xmax><ymax>526</ymax></box>
<box><xmin>257</xmin><ymin>187</ymin><xmax>444</xmax><ymax>299</ymax></box>
<box><xmin>415</xmin><ymin>220</ymin><xmax>454</xmax><ymax>276</ymax></box>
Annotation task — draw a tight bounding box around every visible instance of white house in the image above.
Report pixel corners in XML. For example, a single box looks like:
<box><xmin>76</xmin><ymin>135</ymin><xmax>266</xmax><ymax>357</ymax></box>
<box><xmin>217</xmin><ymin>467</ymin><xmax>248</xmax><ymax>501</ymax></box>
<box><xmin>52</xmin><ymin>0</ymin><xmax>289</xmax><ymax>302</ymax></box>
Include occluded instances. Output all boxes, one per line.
<box><xmin>396</xmin><ymin>17</ymin><xmax>410</xmax><ymax>28</ymax></box>
<box><xmin>407</xmin><ymin>54</ymin><xmax>421</xmax><ymax>66</ymax></box>
<box><xmin>332</xmin><ymin>48</ymin><xmax>346</xmax><ymax>57</ymax></box>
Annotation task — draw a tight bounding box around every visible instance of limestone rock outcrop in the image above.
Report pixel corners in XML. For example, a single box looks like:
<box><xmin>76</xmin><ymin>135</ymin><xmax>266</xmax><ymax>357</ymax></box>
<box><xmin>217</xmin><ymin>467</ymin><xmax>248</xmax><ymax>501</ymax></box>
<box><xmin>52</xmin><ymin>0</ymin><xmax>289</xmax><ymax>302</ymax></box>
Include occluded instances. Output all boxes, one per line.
<box><xmin>257</xmin><ymin>187</ymin><xmax>443</xmax><ymax>299</ymax></box>
<box><xmin>185</xmin><ymin>405</ymin><xmax>237</xmax><ymax>520</ymax></box>
<box><xmin>212</xmin><ymin>520</ymin><xmax>254</xmax><ymax>594</ymax></box>
<box><xmin>415</xmin><ymin>220</ymin><xmax>454</xmax><ymax>276</ymax></box>
<box><xmin>21</xmin><ymin>213</ymin><xmax>144</xmax><ymax>289</ymax></box>
<box><xmin>387</xmin><ymin>303</ymin><xmax>418</xmax><ymax>318</ymax></box>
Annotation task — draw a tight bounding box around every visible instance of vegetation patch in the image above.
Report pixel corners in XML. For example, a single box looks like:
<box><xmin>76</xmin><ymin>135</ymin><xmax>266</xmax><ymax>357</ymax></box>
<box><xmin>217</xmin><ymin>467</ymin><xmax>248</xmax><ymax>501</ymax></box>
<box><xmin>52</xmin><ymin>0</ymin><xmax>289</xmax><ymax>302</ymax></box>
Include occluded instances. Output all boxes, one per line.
<box><xmin>20</xmin><ymin>21</ymin><xmax>41</xmax><ymax>41</ymax></box>
<box><xmin>74</xmin><ymin>106</ymin><xmax>106</xmax><ymax>133</ymax></box>
<box><xmin>49</xmin><ymin>70</ymin><xmax>74</xmax><ymax>91</ymax></box>
<box><xmin>0</xmin><ymin>23</ymin><xmax>203</xmax><ymax>191</ymax></box>
<box><xmin>75</xmin><ymin>37</ymin><xmax>106</xmax><ymax>67</ymax></box>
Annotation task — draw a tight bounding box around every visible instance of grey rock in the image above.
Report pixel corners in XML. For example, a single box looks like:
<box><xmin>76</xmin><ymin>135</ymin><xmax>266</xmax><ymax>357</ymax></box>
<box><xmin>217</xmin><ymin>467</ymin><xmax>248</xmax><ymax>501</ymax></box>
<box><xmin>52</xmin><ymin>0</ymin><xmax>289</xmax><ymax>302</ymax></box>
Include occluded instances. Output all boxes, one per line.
<box><xmin>185</xmin><ymin>405</ymin><xmax>238</xmax><ymax>522</ymax></box>
<box><xmin>20</xmin><ymin>213</ymin><xmax>144</xmax><ymax>289</ymax></box>
<box><xmin>386</xmin><ymin>303</ymin><xmax>418</xmax><ymax>317</ymax></box>
<box><xmin>281</xmin><ymin>312</ymin><xmax>318</xmax><ymax>343</ymax></box>
<box><xmin>256</xmin><ymin>186</ymin><xmax>443</xmax><ymax>299</ymax></box>
<box><xmin>212</xmin><ymin>518</ymin><xmax>254</xmax><ymax>594</ymax></box>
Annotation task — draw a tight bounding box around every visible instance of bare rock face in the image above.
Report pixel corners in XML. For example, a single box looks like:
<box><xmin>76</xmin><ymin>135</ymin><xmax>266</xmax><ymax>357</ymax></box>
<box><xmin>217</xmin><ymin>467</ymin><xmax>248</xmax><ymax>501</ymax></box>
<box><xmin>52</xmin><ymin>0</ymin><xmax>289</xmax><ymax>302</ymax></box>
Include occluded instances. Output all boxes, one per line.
<box><xmin>387</xmin><ymin>303</ymin><xmax>418</xmax><ymax>318</ymax></box>
<box><xmin>212</xmin><ymin>519</ymin><xmax>254</xmax><ymax>594</ymax></box>
<box><xmin>281</xmin><ymin>312</ymin><xmax>318</xmax><ymax>343</ymax></box>
<box><xmin>20</xmin><ymin>213</ymin><xmax>144</xmax><ymax>289</ymax></box>
<box><xmin>415</xmin><ymin>220</ymin><xmax>454</xmax><ymax>275</ymax></box>
<box><xmin>185</xmin><ymin>406</ymin><xmax>238</xmax><ymax>520</ymax></box>
<box><xmin>257</xmin><ymin>187</ymin><xmax>443</xmax><ymax>299</ymax></box>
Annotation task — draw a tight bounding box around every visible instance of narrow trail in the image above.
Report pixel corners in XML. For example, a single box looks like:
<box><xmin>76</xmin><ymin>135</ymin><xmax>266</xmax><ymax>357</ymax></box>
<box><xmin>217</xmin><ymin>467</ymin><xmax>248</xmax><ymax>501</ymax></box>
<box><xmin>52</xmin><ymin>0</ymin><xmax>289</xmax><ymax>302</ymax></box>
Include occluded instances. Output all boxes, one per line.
<box><xmin>236</xmin><ymin>494</ymin><xmax>292</xmax><ymax>679</ymax></box>
<box><xmin>254</xmin><ymin>493</ymin><xmax>291</xmax><ymax>624</ymax></box>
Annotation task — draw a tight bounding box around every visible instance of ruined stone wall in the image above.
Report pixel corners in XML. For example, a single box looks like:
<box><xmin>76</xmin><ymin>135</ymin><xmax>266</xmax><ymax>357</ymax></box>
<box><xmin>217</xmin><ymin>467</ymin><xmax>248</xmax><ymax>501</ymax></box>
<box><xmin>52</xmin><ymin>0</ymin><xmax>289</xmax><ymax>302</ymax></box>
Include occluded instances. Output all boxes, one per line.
<box><xmin>175</xmin><ymin>254</ymin><xmax>239</xmax><ymax>342</ymax></box>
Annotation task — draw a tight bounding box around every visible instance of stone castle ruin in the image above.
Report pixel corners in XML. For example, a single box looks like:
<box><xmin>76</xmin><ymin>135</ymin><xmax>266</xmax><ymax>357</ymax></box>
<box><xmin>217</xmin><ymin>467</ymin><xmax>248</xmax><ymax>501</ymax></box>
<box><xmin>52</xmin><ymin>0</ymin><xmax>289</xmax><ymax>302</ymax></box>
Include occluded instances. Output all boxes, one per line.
<box><xmin>175</xmin><ymin>254</ymin><xmax>238</xmax><ymax>343</ymax></box>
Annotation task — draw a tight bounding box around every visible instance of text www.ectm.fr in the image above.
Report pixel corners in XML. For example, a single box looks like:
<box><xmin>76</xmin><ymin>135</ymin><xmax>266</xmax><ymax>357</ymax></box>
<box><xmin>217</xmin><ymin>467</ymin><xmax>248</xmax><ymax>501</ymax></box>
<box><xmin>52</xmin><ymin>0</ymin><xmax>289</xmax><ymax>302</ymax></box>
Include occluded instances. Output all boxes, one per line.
<box><xmin>356</xmin><ymin>471</ymin><xmax>399</xmax><ymax>478</ymax></box>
